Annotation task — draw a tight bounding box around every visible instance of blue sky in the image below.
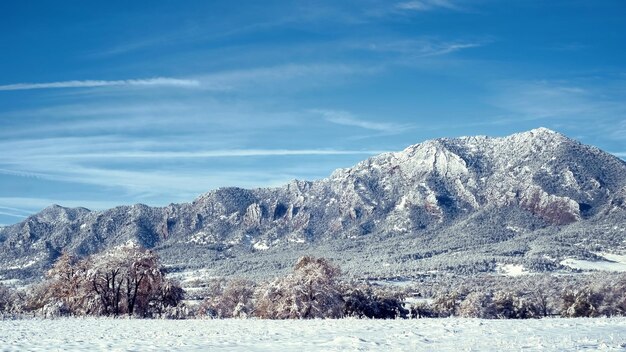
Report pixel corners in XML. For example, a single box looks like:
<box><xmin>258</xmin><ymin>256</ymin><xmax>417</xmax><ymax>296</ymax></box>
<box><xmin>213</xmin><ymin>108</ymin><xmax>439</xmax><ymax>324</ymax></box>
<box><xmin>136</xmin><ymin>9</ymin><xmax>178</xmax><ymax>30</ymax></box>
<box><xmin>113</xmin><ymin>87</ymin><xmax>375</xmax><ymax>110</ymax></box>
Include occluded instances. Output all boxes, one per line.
<box><xmin>1</xmin><ymin>0</ymin><xmax>625</xmax><ymax>225</ymax></box>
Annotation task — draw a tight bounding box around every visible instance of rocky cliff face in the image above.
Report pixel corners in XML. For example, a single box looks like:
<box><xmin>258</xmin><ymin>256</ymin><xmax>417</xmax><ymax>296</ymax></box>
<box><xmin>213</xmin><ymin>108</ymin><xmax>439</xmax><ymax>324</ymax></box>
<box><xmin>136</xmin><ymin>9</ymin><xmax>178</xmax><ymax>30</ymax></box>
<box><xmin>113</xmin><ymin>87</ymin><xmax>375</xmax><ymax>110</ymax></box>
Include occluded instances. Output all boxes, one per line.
<box><xmin>1</xmin><ymin>128</ymin><xmax>625</xmax><ymax>280</ymax></box>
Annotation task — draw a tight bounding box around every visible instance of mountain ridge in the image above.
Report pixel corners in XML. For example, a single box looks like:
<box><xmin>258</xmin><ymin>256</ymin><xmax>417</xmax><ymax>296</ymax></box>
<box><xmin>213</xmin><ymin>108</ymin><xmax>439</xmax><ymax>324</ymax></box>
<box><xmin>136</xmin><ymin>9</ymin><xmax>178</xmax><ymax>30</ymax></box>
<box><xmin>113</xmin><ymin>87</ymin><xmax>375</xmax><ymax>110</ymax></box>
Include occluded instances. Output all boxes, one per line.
<box><xmin>1</xmin><ymin>128</ymin><xmax>625</xmax><ymax>281</ymax></box>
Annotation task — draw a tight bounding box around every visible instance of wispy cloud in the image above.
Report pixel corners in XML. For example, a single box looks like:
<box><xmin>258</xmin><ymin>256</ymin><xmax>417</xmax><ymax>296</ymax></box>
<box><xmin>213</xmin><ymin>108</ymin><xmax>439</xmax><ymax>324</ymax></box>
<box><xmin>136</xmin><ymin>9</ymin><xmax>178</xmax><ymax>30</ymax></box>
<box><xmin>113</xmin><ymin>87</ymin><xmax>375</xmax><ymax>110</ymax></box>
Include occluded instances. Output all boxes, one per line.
<box><xmin>18</xmin><ymin>64</ymin><xmax>376</xmax><ymax>95</ymax></box>
<box><xmin>489</xmin><ymin>80</ymin><xmax>626</xmax><ymax>121</ymax></box>
<box><xmin>197</xmin><ymin>63</ymin><xmax>377</xmax><ymax>91</ymax></box>
<box><xmin>90</xmin><ymin>17</ymin><xmax>296</xmax><ymax>58</ymax></box>
<box><xmin>0</xmin><ymin>197</ymin><xmax>127</xmax><ymax>213</ymax></box>
<box><xmin>0</xmin><ymin>103</ymin><xmax>288</xmax><ymax>137</ymax></box>
<box><xmin>607</xmin><ymin>121</ymin><xmax>626</xmax><ymax>141</ymax></box>
<box><xmin>363</xmin><ymin>39</ymin><xmax>485</xmax><ymax>57</ymax></box>
<box><xmin>34</xmin><ymin>149</ymin><xmax>385</xmax><ymax>160</ymax></box>
<box><xmin>312</xmin><ymin>109</ymin><xmax>412</xmax><ymax>133</ymax></box>
<box><xmin>0</xmin><ymin>205</ymin><xmax>34</xmax><ymax>220</ymax></box>
<box><xmin>420</xmin><ymin>42</ymin><xmax>482</xmax><ymax>56</ymax></box>
<box><xmin>0</xmin><ymin>77</ymin><xmax>200</xmax><ymax>91</ymax></box>
<box><xmin>0</xmin><ymin>211</ymin><xmax>27</xmax><ymax>219</ymax></box>
<box><xmin>484</xmin><ymin>79</ymin><xmax>626</xmax><ymax>147</ymax></box>
<box><xmin>396</xmin><ymin>0</ymin><xmax>462</xmax><ymax>12</ymax></box>
<box><xmin>0</xmin><ymin>205</ymin><xmax>35</xmax><ymax>215</ymax></box>
<box><xmin>0</xmin><ymin>164</ymin><xmax>291</xmax><ymax>201</ymax></box>
<box><xmin>0</xmin><ymin>133</ymin><xmax>387</xmax><ymax>203</ymax></box>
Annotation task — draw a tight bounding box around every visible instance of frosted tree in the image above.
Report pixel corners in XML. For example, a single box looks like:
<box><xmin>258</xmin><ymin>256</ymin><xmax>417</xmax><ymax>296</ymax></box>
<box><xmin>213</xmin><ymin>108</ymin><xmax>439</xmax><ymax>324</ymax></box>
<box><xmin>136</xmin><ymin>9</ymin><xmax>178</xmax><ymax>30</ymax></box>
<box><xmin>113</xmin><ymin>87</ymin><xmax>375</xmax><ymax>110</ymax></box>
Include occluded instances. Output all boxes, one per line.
<box><xmin>86</xmin><ymin>248</ymin><xmax>127</xmax><ymax>315</ymax></box>
<box><xmin>22</xmin><ymin>282</ymin><xmax>48</xmax><ymax>314</ymax></box>
<box><xmin>44</xmin><ymin>252</ymin><xmax>87</xmax><ymax>315</ymax></box>
<box><xmin>588</xmin><ymin>273</ymin><xmax>626</xmax><ymax>316</ymax></box>
<box><xmin>151</xmin><ymin>278</ymin><xmax>186</xmax><ymax>318</ymax></box>
<box><xmin>560</xmin><ymin>287</ymin><xmax>603</xmax><ymax>317</ymax></box>
<box><xmin>200</xmin><ymin>278</ymin><xmax>256</xmax><ymax>318</ymax></box>
<box><xmin>431</xmin><ymin>291</ymin><xmax>462</xmax><ymax>317</ymax></box>
<box><xmin>18</xmin><ymin>242</ymin><xmax>183</xmax><ymax>318</ymax></box>
<box><xmin>119</xmin><ymin>243</ymin><xmax>163</xmax><ymax>316</ymax></box>
<box><xmin>459</xmin><ymin>291</ymin><xmax>495</xmax><ymax>318</ymax></box>
<box><xmin>0</xmin><ymin>283</ymin><xmax>18</xmax><ymax>314</ymax></box>
<box><xmin>342</xmin><ymin>283</ymin><xmax>408</xmax><ymax>319</ymax></box>
<box><xmin>522</xmin><ymin>274</ymin><xmax>557</xmax><ymax>317</ymax></box>
<box><xmin>492</xmin><ymin>290</ymin><xmax>516</xmax><ymax>319</ymax></box>
<box><xmin>255</xmin><ymin>256</ymin><xmax>343</xmax><ymax>319</ymax></box>
<box><xmin>492</xmin><ymin>290</ymin><xmax>539</xmax><ymax>319</ymax></box>
<box><xmin>198</xmin><ymin>278</ymin><xmax>227</xmax><ymax>318</ymax></box>
<box><xmin>85</xmin><ymin>242</ymin><xmax>167</xmax><ymax>316</ymax></box>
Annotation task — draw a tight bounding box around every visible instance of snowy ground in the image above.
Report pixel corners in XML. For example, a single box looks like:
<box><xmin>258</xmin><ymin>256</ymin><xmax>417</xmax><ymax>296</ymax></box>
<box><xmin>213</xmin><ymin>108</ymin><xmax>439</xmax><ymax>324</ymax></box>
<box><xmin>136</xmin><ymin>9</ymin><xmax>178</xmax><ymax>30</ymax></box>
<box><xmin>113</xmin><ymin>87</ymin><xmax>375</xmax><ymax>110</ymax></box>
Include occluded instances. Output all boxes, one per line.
<box><xmin>561</xmin><ymin>252</ymin><xmax>626</xmax><ymax>272</ymax></box>
<box><xmin>1</xmin><ymin>318</ymin><xmax>625</xmax><ymax>351</ymax></box>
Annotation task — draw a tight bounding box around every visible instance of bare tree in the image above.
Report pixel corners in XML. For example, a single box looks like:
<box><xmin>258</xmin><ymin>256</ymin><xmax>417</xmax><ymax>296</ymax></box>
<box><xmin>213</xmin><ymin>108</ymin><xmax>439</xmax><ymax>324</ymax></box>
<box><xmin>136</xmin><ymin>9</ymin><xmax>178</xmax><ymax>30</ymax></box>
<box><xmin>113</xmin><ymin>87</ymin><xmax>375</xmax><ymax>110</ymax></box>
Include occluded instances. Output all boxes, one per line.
<box><xmin>31</xmin><ymin>241</ymin><xmax>183</xmax><ymax>318</ymax></box>
<box><xmin>119</xmin><ymin>244</ymin><xmax>163</xmax><ymax>317</ymax></box>
<box><xmin>523</xmin><ymin>275</ymin><xmax>556</xmax><ymax>317</ymax></box>
<box><xmin>86</xmin><ymin>242</ymin><xmax>164</xmax><ymax>316</ymax></box>
<box><xmin>87</xmin><ymin>252</ymin><xmax>125</xmax><ymax>316</ymax></box>
<box><xmin>150</xmin><ymin>278</ymin><xmax>185</xmax><ymax>318</ymax></box>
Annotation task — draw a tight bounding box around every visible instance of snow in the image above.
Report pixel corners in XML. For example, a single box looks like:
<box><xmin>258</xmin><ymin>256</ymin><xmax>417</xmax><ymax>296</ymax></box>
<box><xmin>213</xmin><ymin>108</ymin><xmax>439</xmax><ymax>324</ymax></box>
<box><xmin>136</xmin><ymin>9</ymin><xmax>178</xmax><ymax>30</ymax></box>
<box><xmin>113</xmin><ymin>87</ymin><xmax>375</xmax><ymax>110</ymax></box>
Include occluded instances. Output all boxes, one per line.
<box><xmin>598</xmin><ymin>252</ymin><xmax>626</xmax><ymax>264</ymax></box>
<box><xmin>505</xmin><ymin>225</ymin><xmax>524</xmax><ymax>233</ymax></box>
<box><xmin>0</xmin><ymin>318</ymin><xmax>625</xmax><ymax>351</ymax></box>
<box><xmin>253</xmin><ymin>242</ymin><xmax>269</xmax><ymax>250</ymax></box>
<box><xmin>5</xmin><ymin>258</ymin><xmax>39</xmax><ymax>270</ymax></box>
<box><xmin>369</xmin><ymin>279</ymin><xmax>417</xmax><ymax>288</ymax></box>
<box><xmin>0</xmin><ymin>278</ymin><xmax>21</xmax><ymax>287</ymax></box>
<box><xmin>167</xmin><ymin>268</ymin><xmax>216</xmax><ymax>286</ymax></box>
<box><xmin>395</xmin><ymin>195</ymin><xmax>408</xmax><ymax>210</ymax></box>
<box><xmin>560</xmin><ymin>258</ymin><xmax>626</xmax><ymax>272</ymax></box>
<box><xmin>392</xmin><ymin>225</ymin><xmax>407</xmax><ymax>232</ymax></box>
<box><xmin>560</xmin><ymin>252</ymin><xmax>626</xmax><ymax>272</ymax></box>
<box><xmin>562</xmin><ymin>168</ymin><xmax>579</xmax><ymax>188</ymax></box>
<box><xmin>496</xmin><ymin>263</ymin><xmax>529</xmax><ymax>277</ymax></box>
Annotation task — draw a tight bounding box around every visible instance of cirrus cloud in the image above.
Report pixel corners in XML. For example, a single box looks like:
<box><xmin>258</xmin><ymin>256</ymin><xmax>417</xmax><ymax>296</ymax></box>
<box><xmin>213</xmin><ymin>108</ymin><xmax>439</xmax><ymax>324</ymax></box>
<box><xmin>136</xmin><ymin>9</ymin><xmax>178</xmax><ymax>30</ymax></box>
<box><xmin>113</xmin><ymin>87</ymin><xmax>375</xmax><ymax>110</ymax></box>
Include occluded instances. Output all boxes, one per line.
<box><xmin>0</xmin><ymin>77</ymin><xmax>200</xmax><ymax>91</ymax></box>
<box><xmin>396</xmin><ymin>0</ymin><xmax>462</xmax><ymax>12</ymax></box>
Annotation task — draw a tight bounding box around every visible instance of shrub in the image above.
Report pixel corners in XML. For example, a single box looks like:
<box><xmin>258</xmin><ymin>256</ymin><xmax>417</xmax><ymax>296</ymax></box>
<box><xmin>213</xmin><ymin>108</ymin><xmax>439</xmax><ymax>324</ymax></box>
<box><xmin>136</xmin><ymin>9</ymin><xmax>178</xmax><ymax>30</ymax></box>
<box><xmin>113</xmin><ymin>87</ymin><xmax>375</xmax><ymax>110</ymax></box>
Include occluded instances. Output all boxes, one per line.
<box><xmin>342</xmin><ymin>284</ymin><xmax>408</xmax><ymax>319</ymax></box>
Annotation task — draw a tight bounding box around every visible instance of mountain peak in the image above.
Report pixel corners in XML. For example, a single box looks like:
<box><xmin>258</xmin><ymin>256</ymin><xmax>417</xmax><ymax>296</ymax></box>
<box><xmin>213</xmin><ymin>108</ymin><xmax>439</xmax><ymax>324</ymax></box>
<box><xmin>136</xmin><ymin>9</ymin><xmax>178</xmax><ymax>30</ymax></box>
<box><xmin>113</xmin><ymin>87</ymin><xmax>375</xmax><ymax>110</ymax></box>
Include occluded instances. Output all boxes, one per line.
<box><xmin>39</xmin><ymin>204</ymin><xmax>66</xmax><ymax>215</ymax></box>
<box><xmin>529</xmin><ymin>127</ymin><xmax>558</xmax><ymax>134</ymax></box>
<box><xmin>2</xmin><ymin>128</ymin><xmax>626</xmax><ymax>281</ymax></box>
<box><xmin>514</xmin><ymin>127</ymin><xmax>566</xmax><ymax>141</ymax></box>
<box><xmin>502</xmin><ymin>127</ymin><xmax>571</xmax><ymax>151</ymax></box>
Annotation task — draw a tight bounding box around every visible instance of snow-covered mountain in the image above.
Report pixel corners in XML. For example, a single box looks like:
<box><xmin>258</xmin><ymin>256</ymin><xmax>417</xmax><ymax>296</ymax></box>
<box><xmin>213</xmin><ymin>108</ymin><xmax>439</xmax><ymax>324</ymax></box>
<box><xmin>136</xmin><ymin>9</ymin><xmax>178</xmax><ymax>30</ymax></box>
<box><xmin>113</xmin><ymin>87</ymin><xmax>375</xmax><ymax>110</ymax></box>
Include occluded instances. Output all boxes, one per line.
<box><xmin>1</xmin><ymin>128</ymin><xmax>625</xmax><ymax>280</ymax></box>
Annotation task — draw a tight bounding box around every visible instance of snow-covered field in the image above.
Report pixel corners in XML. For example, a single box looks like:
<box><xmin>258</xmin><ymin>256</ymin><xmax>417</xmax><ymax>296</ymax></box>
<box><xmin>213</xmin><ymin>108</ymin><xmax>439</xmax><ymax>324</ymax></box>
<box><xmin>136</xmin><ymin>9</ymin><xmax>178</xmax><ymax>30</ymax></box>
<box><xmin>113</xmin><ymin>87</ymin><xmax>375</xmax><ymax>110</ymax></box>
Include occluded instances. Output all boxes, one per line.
<box><xmin>1</xmin><ymin>318</ymin><xmax>625</xmax><ymax>351</ymax></box>
<box><xmin>561</xmin><ymin>252</ymin><xmax>626</xmax><ymax>272</ymax></box>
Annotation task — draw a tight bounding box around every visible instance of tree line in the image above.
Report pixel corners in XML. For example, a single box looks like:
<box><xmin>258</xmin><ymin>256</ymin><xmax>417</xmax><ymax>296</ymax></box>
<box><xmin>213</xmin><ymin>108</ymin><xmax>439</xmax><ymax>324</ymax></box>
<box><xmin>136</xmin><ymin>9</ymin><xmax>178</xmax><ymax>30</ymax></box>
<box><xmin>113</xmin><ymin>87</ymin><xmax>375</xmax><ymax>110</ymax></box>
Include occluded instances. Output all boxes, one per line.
<box><xmin>1</xmin><ymin>247</ymin><xmax>626</xmax><ymax>320</ymax></box>
<box><xmin>417</xmin><ymin>272</ymin><xmax>626</xmax><ymax>319</ymax></box>
<box><xmin>196</xmin><ymin>256</ymin><xmax>408</xmax><ymax>319</ymax></box>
